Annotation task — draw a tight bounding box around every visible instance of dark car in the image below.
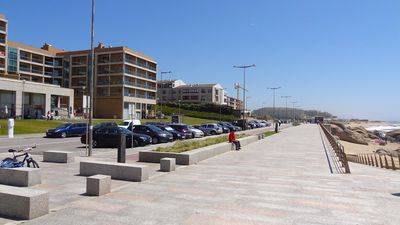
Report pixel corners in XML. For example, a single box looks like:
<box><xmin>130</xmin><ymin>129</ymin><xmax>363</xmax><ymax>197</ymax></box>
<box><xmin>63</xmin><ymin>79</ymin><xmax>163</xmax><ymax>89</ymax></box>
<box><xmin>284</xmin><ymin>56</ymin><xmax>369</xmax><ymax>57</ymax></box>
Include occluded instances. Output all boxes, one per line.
<box><xmin>217</xmin><ymin>122</ymin><xmax>236</xmax><ymax>132</ymax></box>
<box><xmin>81</xmin><ymin>126</ymin><xmax>151</xmax><ymax>148</ymax></box>
<box><xmin>193</xmin><ymin>125</ymin><xmax>212</xmax><ymax>136</ymax></box>
<box><xmin>46</xmin><ymin>123</ymin><xmax>87</xmax><ymax>138</ymax></box>
<box><xmin>216</xmin><ymin>123</ymin><xmax>230</xmax><ymax>133</ymax></box>
<box><xmin>129</xmin><ymin>125</ymin><xmax>173</xmax><ymax>144</ymax></box>
<box><xmin>94</xmin><ymin>122</ymin><xmax>118</xmax><ymax>131</ymax></box>
<box><xmin>153</xmin><ymin>124</ymin><xmax>185</xmax><ymax>140</ymax></box>
<box><xmin>168</xmin><ymin>124</ymin><xmax>194</xmax><ymax>139</ymax></box>
<box><xmin>232</xmin><ymin>120</ymin><xmax>251</xmax><ymax>130</ymax></box>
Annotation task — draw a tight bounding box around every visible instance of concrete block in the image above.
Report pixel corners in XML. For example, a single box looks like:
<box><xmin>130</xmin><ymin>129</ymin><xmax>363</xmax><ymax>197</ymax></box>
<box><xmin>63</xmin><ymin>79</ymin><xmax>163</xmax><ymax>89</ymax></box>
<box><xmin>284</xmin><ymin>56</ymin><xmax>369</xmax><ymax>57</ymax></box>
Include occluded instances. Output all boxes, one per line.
<box><xmin>0</xmin><ymin>167</ymin><xmax>41</xmax><ymax>187</ymax></box>
<box><xmin>160</xmin><ymin>158</ymin><xmax>176</xmax><ymax>172</ymax></box>
<box><xmin>80</xmin><ymin>161</ymin><xmax>149</xmax><ymax>182</ymax></box>
<box><xmin>43</xmin><ymin>150</ymin><xmax>74</xmax><ymax>163</ymax></box>
<box><xmin>0</xmin><ymin>184</ymin><xmax>49</xmax><ymax>220</ymax></box>
<box><xmin>86</xmin><ymin>175</ymin><xmax>111</xmax><ymax>196</ymax></box>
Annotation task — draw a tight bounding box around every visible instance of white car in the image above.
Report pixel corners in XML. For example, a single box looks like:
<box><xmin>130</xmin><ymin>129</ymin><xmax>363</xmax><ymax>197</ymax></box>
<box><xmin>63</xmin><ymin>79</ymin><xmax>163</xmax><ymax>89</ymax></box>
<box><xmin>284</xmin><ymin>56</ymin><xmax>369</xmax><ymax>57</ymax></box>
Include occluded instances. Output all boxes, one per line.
<box><xmin>119</xmin><ymin>119</ymin><xmax>141</xmax><ymax>129</ymax></box>
<box><xmin>188</xmin><ymin>126</ymin><xmax>204</xmax><ymax>138</ymax></box>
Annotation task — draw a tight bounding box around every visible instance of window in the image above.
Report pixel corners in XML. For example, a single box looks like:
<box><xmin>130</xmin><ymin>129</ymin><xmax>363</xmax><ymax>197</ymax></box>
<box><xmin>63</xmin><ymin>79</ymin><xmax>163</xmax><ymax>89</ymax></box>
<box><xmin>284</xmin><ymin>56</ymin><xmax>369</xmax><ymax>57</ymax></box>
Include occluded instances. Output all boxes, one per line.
<box><xmin>7</xmin><ymin>47</ymin><xmax>18</xmax><ymax>74</ymax></box>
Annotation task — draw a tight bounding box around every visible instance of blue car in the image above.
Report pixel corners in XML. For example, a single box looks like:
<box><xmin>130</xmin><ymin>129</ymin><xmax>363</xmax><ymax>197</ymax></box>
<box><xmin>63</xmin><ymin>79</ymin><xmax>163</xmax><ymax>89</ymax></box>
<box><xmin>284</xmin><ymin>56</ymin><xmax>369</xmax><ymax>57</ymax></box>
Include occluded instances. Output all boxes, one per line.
<box><xmin>46</xmin><ymin>123</ymin><xmax>87</xmax><ymax>138</ymax></box>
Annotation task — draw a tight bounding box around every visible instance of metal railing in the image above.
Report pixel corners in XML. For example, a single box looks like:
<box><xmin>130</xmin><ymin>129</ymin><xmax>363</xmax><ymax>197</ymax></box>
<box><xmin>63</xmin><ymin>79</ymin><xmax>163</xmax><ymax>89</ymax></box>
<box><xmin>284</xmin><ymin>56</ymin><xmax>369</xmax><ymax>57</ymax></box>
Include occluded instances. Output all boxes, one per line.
<box><xmin>320</xmin><ymin>124</ymin><xmax>351</xmax><ymax>173</ymax></box>
<box><xmin>348</xmin><ymin>153</ymin><xmax>399</xmax><ymax>170</ymax></box>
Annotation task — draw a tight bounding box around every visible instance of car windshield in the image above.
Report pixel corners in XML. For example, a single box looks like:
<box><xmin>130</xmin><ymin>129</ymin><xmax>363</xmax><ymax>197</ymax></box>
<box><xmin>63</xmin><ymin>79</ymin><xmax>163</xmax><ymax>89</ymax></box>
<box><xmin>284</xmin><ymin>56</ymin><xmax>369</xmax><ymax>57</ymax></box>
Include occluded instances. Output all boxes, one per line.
<box><xmin>122</xmin><ymin>121</ymin><xmax>130</xmax><ymax>126</ymax></box>
<box><xmin>147</xmin><ymin>125</ymin><xmax>163</xmax><ymax>132</ymax></box>
<box><xmin>56</xmin><ymin>123</ymin><xmax>71</xmax><ymax>129</ymax></box>
<box><xmin>164</xmin><ymin>126</ymin><xmax>174</xmax><ymax>131</ymax></box>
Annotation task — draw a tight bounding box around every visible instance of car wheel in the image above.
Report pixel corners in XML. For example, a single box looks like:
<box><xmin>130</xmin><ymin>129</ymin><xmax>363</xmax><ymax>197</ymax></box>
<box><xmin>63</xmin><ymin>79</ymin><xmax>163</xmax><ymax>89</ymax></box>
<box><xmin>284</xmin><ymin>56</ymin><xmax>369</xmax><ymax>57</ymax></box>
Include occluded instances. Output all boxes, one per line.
<box><xmin>152</xmin><ymin>137</ymin><xmax>159</xmax><ymax>144</ymax></box>
<box><xmin>61</xmin><ymin>132</ymin><xmax>66</xmax><ymax>138</ymax></box>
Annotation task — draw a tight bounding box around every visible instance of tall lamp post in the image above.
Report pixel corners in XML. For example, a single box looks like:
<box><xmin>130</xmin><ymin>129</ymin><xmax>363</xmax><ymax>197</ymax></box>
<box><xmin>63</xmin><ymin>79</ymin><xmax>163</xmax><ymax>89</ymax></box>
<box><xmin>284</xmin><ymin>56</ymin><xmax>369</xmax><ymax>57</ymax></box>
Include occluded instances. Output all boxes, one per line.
<box><xmin>290</xmin><ymin>101</ymin><xmax>298</xmax><ymax>122</ymax></box>
<box><xmin>87</xmin><ymin>0</ymin><xmax>95</xmax><ymax>157</ymax></box>
<box><xmin>267</xmin><ymin>87</ymin><xmax>281</xmax><ymax>120</ymax></box>
<box><xmin>233</xmin><ymin>64</ymin><xmax>255</xmax><ymax>130</ymax></box>
<box><xmin>159</xmin><ymin>71</ymin><xmax>172</xmax><ymax>119</ymax></box>
<box><xmin>281</xmin><ymin>95</ymin><xmax>291</xmax><ymax>121</ymax></box>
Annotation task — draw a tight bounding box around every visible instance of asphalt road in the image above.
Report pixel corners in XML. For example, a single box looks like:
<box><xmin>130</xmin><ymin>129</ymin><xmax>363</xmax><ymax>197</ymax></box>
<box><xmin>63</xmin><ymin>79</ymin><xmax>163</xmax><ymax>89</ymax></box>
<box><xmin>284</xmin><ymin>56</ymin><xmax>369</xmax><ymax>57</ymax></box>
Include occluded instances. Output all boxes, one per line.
<box><xmin>0</xmin><ymin>125</ymin><xmax>279</xmax><ymax>155</ymax></box>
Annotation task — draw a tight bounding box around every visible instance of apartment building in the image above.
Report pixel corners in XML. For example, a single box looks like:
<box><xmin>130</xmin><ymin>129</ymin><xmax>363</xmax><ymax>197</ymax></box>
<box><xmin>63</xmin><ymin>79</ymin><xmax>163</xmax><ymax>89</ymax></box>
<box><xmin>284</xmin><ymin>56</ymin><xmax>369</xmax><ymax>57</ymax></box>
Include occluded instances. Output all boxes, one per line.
<box><xmin>225</xmin><ymin>95</ymin><xmax>243</xmax><ymax>110</ymax></box>
<box><xmin>0</xmin><ymin>13</ymin><xmax>156</xmax><ymax>119</ymax></box>
<box><xmin>157</xmin><ymin>79</ymin><xmax>226</xmax><ymax>105</ymax></box>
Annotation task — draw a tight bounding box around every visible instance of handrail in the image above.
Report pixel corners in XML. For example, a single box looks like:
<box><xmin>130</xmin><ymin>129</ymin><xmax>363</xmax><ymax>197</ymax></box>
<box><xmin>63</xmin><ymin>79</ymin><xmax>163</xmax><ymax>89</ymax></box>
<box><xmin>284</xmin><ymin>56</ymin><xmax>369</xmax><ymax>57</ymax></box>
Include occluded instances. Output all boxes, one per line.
<box><xmin>320</xmin><ymin>124</ymin><xmax>351</xmax><ymax>173</ymax></box>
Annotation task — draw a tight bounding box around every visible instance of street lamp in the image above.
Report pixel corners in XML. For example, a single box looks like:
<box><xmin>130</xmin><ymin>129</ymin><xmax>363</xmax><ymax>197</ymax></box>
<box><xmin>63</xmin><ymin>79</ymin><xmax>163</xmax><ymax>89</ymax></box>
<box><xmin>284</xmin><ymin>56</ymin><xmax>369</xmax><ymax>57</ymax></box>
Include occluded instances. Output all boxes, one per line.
<box><xmin>267</xmin><ymin>87</ymin><xmax>281</xmax><ymax>119</ymax></box>
<box><xmin>87</xmin><ymin>0</ymin><xmax>95</xmax><ymax>157</ymax></box>
<box><xmin>281</xmin><ymin>95</ymin><xmax>291</xmax><ymax>121</ymax></box>
<box><xmin>290</xmin><ymin>101</ymin><xmax>298</xmax><ymax>122</ymax></box>
<box><xmin>159</xmin><ymin>71</ymin><xmax>172</xmax><ymax>119</ymax></box>
<box><xmin>233</xmin><ymin>64</ymin><xmax>255</xmax><ymax>130</ymax></box>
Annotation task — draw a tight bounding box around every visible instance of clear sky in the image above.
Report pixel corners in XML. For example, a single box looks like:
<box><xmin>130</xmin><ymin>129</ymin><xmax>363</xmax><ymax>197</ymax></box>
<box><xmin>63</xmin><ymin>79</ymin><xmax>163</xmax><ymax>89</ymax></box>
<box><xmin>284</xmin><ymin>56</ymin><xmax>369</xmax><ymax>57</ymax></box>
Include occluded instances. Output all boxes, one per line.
<box><xmin>1</xmin><ymin>0</ymin><xmax>399</xmax><ymax>121</ymax></box>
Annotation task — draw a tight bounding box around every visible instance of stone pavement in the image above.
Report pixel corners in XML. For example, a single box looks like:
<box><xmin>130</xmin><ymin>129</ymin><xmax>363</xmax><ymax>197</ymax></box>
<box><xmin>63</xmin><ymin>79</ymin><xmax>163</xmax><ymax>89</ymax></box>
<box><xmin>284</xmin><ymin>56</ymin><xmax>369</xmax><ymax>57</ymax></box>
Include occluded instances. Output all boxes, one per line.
<box><xmin>4</xmin><ymin>124</ymin><xmax>400</xmax><ymax>225</ymax></box>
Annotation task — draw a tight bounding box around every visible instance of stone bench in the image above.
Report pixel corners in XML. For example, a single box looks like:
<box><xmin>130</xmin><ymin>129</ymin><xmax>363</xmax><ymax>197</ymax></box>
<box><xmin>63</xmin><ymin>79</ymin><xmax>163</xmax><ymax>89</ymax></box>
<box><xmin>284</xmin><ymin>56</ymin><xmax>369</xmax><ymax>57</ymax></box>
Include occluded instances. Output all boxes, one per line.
<box><xmin>160</xmin><ymin>158</ymin><xmax>176</xmax><ymax>172</ymax></box>
<box><xmin>86</xmin><ymin>175</ymin><xmax>111</xmax><ymax>196</ymax></box>
<box><xmin>0</xmin><ymin>184</ymin><xmax>49</xmax><ymax>220</ymax></box>
<box><xmin>0</xmin><ymin>167</ymin><xmax>41</xmax><ymax>187</ymax></box>
<box><xmin>80</xmin><ymin>161</ymin><xmax>149</xmax><ymax>182</ymax></box>
<box><xmin>43</xmin><ymin>151</ymin><xmax>74</xmax><ymax>163</ymax></box>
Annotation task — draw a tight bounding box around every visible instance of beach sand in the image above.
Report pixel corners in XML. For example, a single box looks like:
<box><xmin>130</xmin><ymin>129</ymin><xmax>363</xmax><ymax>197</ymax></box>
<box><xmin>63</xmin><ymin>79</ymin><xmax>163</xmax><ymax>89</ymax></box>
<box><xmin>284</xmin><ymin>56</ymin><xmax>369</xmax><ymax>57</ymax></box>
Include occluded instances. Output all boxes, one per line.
<box><xmin>342</xmin><ymin>140</ymin><xmax>400</xmax><ymax>155</ymax></box>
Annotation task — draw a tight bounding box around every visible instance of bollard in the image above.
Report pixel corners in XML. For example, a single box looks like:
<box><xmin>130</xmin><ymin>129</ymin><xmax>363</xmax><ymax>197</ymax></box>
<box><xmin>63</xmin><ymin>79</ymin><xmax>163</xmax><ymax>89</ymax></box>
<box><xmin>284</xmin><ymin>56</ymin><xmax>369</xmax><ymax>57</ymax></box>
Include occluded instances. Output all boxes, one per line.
<box><xmin>118</xmin><ymin>133</ymin><xmax>126</xmax><ymax>163</ymax></box>
<box><xmin>7</xmin><ymin>118</ymin><xmax>14</xmax><ymax>138</ymax></box>
<box><xmin>274</xmin><ymin>123</ymin><xmax>278</xmax><ymax>133</ymax></box>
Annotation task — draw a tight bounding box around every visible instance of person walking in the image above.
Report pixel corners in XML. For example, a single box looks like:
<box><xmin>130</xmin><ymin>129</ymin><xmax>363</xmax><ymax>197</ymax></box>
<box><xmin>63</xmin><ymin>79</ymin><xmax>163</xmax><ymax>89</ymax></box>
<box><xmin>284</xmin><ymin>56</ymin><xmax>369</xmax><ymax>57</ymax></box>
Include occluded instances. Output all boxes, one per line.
<box><xmin>228</xmin><ymin>130</ymin><xmax>241</xmax><ymax>150</ymax></box>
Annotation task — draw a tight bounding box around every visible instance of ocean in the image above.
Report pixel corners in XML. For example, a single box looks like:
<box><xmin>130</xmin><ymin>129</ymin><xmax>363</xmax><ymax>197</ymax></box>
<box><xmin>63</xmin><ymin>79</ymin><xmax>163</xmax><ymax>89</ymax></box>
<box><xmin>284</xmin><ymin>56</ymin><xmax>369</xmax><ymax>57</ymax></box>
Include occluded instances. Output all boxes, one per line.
<box><xmin>366</xmin><ymin>122</ymin><xmax>400</xmax><ymax>133</ymax></box>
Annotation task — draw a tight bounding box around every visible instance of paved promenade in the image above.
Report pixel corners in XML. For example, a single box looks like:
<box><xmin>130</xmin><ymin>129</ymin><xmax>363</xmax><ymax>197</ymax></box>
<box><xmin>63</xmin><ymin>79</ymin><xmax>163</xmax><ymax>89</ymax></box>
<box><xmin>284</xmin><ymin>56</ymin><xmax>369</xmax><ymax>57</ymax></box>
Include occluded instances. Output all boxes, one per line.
<box><xmin>4</xmin><ymin>124</ymin><xmax>400</xmax><ymax>225</ymax></box>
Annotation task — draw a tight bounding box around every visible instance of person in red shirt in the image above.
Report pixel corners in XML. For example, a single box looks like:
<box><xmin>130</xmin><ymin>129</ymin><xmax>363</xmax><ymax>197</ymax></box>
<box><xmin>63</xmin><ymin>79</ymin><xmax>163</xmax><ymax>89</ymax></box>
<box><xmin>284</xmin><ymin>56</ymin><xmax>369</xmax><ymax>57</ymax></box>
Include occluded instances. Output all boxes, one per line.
<box><xmin>228</xmin><ymin>131</ymin><xmax>241</xmax><ymax>150</ymax></box>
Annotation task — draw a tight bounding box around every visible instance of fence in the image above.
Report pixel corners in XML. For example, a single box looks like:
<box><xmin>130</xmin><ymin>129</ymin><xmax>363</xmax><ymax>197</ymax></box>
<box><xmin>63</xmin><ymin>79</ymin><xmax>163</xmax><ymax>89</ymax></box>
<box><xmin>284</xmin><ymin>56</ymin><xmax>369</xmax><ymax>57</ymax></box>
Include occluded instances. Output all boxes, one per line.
<box><xmin>347</xmin><ymin>153</ymin><xmax>399</xmax><ymax>170</ymax></box>
<box><xmin>320</xmin><ymin>124</ymin><xmax>351</xmax><ymax>173</ymax></box>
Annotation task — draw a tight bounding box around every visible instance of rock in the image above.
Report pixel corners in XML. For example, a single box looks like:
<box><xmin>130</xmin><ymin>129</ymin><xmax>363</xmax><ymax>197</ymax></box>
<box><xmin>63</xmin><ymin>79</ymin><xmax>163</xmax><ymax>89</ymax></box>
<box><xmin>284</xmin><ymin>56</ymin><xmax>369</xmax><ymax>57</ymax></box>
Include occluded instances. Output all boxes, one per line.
<box><xmin>374</xmin><ymin>148</ymin><xmax>390</xmax><ymax>155</ymax></box>
<box><xmin>330</xmin><ymin>124</ymin><xmax>369</xmax><ymax>145</ymax></box>
<box><xmin>330</xmin><ymin>121</ymin><xmax>347</xmax><ymax>131</ymax></box>
<box><xmin>386</xmin><ymin>129</ymin><xmax>400</xmax><ymax>139</ymax></box>
<box><xmin>350</xmin><ymin>126</ymin><xmax>379</xmax><ymax>140</ymax></box>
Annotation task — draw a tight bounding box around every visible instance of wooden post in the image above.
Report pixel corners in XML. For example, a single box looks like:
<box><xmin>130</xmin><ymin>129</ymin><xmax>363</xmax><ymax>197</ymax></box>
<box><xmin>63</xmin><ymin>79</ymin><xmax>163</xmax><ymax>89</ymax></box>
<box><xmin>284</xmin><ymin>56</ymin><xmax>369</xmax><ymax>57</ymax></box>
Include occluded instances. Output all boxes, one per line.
<box><xmin>374</xmin><ymin>154</ymin><xmax>379</xmax><ymax>167</ymax></box>
<box><xmin>384</xmin><ymin>155</ymin><xmax>389</xmax><ymax>169</ymax></box>
<box><xmin>379</xmin><ymin>155</ymin><xmax>384</xmax><ymax>168</ymax></box>
<box><xmin>370</xmin><ymin>155</ymin><xmax>375</xmax><ymax>167</ymax></box>
<box><xmin>390</xmin><ymin>155</ymin><xmax>396</xmax><ymax>170</ymax></box>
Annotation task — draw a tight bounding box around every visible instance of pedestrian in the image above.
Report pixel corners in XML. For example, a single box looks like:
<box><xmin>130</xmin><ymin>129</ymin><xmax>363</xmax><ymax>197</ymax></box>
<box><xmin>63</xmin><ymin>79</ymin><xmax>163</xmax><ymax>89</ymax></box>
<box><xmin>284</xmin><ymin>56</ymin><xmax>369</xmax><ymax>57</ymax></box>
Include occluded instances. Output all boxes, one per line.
<box><xmin>228</xmin><ymin>130</ymin><xmax>241</xmax><ymax>150</ymax></box>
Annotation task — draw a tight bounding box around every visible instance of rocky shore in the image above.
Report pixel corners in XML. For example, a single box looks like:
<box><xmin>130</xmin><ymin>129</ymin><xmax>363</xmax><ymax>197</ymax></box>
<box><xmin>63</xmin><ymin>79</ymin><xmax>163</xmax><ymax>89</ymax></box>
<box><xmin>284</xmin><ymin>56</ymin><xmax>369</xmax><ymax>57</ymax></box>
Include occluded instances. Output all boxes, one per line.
<box><xmin>328</xmin><ymin>121</ymin><xmax>400</xmax><ymax>155</ymax></box>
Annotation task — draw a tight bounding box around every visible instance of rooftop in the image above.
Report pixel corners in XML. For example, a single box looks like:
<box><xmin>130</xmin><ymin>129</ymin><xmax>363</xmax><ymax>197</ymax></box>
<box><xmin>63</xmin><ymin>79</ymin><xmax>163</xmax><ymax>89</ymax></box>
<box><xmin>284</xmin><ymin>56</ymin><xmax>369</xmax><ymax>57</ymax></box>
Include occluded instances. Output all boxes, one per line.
<box><xmin>7</xmin><ymin>41</ymin><xmax>65</xmax><ymax>56</ymax></box>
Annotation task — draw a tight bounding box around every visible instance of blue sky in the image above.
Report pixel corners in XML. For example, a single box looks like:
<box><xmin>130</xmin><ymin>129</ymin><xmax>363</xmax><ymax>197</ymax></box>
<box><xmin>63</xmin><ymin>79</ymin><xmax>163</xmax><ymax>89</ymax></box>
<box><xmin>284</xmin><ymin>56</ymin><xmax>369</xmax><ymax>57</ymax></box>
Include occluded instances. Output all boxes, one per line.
<box><xmin>1</xmin><ymin>0</ymin><xmax>399</xmax><ymax>121</ymax></box>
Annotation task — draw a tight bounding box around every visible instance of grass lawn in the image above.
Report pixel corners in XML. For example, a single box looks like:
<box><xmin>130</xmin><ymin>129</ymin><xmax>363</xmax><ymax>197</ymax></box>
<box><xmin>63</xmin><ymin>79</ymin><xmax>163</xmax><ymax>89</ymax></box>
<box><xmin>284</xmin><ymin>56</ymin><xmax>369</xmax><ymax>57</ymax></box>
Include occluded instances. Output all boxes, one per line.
<box><xmin>154</xmin><ymin>134</ymin><xmax>246</xmax><ymax>153</ymax></box>
<box><xmin>0</xmin><ymin>116</ymin><xmax>217</xmax><ymax>135</ymax></box>
<box><xmin>264</xmin><ymin>131</ymin><xmax>276</xmax><ymax>137</ymax></box>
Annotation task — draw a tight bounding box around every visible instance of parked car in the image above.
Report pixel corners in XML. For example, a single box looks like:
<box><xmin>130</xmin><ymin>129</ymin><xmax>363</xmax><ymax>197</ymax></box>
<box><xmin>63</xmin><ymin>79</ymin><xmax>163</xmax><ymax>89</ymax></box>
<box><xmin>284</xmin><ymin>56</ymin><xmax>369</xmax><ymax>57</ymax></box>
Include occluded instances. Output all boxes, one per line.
<box><xmin>81</xmin><ymin>126</ymin><xmax>151</xmax><ymax>148</ymax></box>
<box><xmin>46</xmin><ymin>123</ymin><xmax>87</xmax><ymax>138</ymax></box>
<box><xmin>153</xmin><ymin>124</ymin><xmax>185</xmax><ymax>140</ymax></box>
<box><xmin>216</xmin><ymin>123</ymin><xmax>230</xmax><ymax>133</ymax></box>
<box><xmin>119</xmin><ymin>119</ymin><xmax>141</xmax><ymax>129</ymax></box>
<box><xmin>217</xmin><ymin>122</ymin><xmax>236</xmax><ymax>132</ymax></box>
<box><xmin>232</xmin><ymin>120</ymin><xmax>251</xmax><ymax>130</ymax></box>
<box><xmin>168</xmin><ymin>124</ymin><xmax>194</xmax><ymax>139</ymax></box>
<box><xmin>94</xmin><ymin>122</ymin><xmax>118</xmax><ymax>131</ymax></box>
<box><xmin>193</xmin><ymin>125</ymin><xmax>212</xmax><ymax>136</ymax></box>
<box><xmin>200</xmin><ymin>123</ymin><xmax>223</xmax><ymax>135</ymax></box>
<box><xmin>129</xmin><ymin>125</ymin><xmax>173</xmax><ymax>144</ymax></box>
<box><xmin>187</xmin><ymin>125</ymin><xmax>204</xmax><ymax>138</ymax></box>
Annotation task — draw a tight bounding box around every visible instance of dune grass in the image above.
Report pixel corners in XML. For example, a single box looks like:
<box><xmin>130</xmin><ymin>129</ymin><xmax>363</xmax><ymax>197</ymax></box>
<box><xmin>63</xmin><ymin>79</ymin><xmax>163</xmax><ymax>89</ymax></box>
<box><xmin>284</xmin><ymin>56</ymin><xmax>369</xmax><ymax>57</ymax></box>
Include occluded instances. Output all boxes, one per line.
<box><xmin>264</xmin><ymin>131</ymin><xmax>276</xmax><ymax>137</ymax></box>
<box><xmin>154</xmin><ymin>134</ymin><xmax>246</xmax><ymax>153</ymax></box>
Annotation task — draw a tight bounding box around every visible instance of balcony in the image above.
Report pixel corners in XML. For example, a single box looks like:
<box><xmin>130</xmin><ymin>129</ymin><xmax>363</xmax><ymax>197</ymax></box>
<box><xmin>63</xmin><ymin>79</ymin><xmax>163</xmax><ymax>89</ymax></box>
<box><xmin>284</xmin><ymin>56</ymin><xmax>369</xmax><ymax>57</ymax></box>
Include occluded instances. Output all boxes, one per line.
<box><xmin>44</xmin><ymin>71</ymin><xmax>53</xmax><ymax>76</ymax></box>
<box><xmin>20</xmin><ymin>67</ymin><xmax>30</xmax><ymax>72</ymax></box>
<box><xmin>0</xmin><ymin>38</ymin><xmax>5</xmax><ymax>44</ymax></box>
<box><xmin>0</xmin><ymin>25</ymin><xmax>5</xmax><ymax>32</ymax></box>
<box><xmin>20</xmin><ymin>55</ymin><xmax>30</xmax><ymax>61</ymax></box>
<box><xmin>45</xmin><ymin>61</ymin><xmax>54</xmax><ymax>66</ymax></box>
<box><xmin>31</xmin><ymin>69</ymin><xmax>43</xmax><ymax>74</ymax></box>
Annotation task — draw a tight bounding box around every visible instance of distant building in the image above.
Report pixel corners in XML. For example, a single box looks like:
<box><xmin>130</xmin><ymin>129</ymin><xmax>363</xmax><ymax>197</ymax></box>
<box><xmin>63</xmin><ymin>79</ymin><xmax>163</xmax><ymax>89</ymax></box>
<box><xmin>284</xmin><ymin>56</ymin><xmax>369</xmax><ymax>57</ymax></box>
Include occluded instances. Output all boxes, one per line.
<box><xmin>225</xmin><ymin>95</ymin><xmax>243</xmax><ymax>110</ymax></box>
<box><xmin>0</xmin><ymin>13</ymin><xmax>156</xmax><ymax>119</ymax></box>
<box><xmin>157</xmin><ymin>80</ymin><xmax>225</xmax><ymax>105</ymax></box>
